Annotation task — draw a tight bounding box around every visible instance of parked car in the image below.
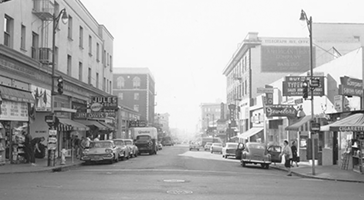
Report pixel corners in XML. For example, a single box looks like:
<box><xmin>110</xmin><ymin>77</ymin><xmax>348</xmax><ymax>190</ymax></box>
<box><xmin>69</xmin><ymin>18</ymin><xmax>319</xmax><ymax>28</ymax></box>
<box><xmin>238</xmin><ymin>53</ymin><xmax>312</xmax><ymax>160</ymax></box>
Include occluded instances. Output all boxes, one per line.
<box><xmin>235</xmin><ymin>143</ymin><xmax>245</xmax><ymax>159</ymax></box>
<box><xmin>122</xmin><ymin>139</ymin><xmax>139</xmax><ymax>157</ymax></box>
<box><xmin>267</xmin><ymin>144</ymin><xmax>282</xmax><ymax>164</ymax></box>
<box><xmin>158</xmin><ymin>142</ymin><xmax>163</xmax><ymax>150</ymax></box>
<box><xmin>222</xmin><ymin>142</ymin><xmax>238</xmax><ymax>158</ymax></box>
<box><xmin>189</xmin><ymin>142</ymin><xmax>200</xmax><ymax>151</ymax></box>
<box><xmin>204</xmin><ymin>142</ymin><xmax>212</xmax><ymax>151</ymax></box>
<box><xmin>113</xmin><ymin>139</ymin><xmax>131</xmax><ymax>160</ymax></box>
<box><xmin>81</xmin><ymin>140</ymin><xmax>121</xmax><ymax>164</ymax></box>
<box><xmin>241</xmin><ymin>142</ymin><xmax>271</xmax><ymax>169</ymax></box>
<box><xmin>210</xmin><ymin>143</ymin><xmax>223</xmax><ymax>154</ymax></box>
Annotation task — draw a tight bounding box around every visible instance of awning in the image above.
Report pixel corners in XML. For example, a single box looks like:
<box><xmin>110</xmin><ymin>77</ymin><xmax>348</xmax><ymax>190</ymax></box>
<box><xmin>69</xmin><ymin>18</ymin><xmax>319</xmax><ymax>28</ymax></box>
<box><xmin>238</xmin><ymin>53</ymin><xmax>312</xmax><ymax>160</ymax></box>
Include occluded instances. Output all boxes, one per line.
<box><xmin>237</xmin><ymin>127</ymin><xmax>263</xmax><ymax>139</ymax></box>
<box><xmin>98</xmin><ymin>121</ymin><xmax>114</xmax><ymax>131</ymax></box>
<box><xmin>321</xmin><ymin>113</ymin><xmax>364</xmax><ymax>132</ymax></box>
<box><xmin>74</xmin><ymin>120</ymin><xmax>107</xmax><ymax>130</ymax></box>
<box><xmin>285</xmin><ymin>115</ymin><xmax>312</xmax><ymax>131</ymax></box>
<box><xmin>0</xmin><ymin>85</ymin><xmax>34</xmax><ymax>103</ymax></box>
<box><xmin>58</xmin><ymin>118</ymin><xmax>89</xmax><ymax>131</ymax></box>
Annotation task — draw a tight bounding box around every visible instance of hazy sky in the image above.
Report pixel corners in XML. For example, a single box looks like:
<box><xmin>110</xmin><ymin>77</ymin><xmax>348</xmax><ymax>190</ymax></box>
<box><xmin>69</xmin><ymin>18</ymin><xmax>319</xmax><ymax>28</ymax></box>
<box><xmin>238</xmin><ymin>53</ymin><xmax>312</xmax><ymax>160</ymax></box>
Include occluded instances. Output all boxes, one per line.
<box><xmin>81</xmin><ymin>0</ymin><xmax>364</xmax><ymax>133</ymax></box>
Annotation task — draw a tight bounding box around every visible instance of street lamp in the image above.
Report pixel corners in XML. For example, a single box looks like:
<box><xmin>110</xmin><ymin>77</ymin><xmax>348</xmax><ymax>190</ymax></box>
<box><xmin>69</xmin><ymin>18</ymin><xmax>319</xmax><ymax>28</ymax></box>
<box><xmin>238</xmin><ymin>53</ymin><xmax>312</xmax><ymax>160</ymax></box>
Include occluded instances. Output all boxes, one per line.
<box><xmin>300</xmin><ymin>9</ymin><xmax>316</xmax><ymax>175</ymax></box>
<box><xmin>48</xmin><ymin>8</ymin><xmax>68</xmax><ymax>166</ymax></box>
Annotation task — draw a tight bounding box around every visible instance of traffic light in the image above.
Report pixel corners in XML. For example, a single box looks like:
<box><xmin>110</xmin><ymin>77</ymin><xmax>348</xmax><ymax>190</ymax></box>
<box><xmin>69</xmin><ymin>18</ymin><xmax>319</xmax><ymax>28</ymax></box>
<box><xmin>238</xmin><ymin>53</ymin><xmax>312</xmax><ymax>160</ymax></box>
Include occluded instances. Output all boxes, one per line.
<box><xmin>302</xmin><ymin>80</ymin><xmax>309</xmax><ymax>100</ymax></box>
<box><xmin>57</xmin><ymin>76</ymin><xmax>64</xmax><ymax>95</ymax></box>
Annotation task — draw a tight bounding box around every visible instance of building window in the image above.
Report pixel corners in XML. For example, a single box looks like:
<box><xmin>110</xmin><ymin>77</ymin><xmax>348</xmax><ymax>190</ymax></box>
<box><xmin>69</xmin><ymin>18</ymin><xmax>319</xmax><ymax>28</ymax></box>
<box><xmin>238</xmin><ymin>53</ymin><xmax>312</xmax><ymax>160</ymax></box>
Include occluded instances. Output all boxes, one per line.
<box><xmin>96</xmin><ymin>43</ymin><xmax>100</xmax><ymax>62</ymax></box>
<box><xmin>4</xmin><ymin>15</ymin><xmax>13</xmax><ymax>48</ymax></box>
<box><xmin>107</xmin><ymin>53</ymin><xmax>109</xmax><ymax>66</ymax></box>
<box><xmin>118</xmin><ymin>93</ymin><xmax>123</xmax><ymax>100</ymax></box>
<box><xmin>103</xmin><ymin>50</ymin><xmax>106</xmax><ymax>66</ymax></box>
<box><xmin>88</xmin><ymin>67</ymin><xmax>91</xmax><ymax>84</ymax></box>
<box><xmin>134</xmin><ymin>105</ymin><xmax>139</xmax><ymax>112</ymax></box>
<box><xmin>96</xmin><ymin>73</ymin><xmax>99</xmax><ymax>88</ymax></box>
<box><xmin>109</xmin><ymin>80</ymin><xmax>112</xmax><ymax>93</ymax></box>
<box><xmin>79</xmin><ymin>26</ymin><xmax>83</xmax><ymax>48</ymax></box>
<box><xmin>31</xmin><ymin>32</ymin><xmax>39</xmax><ymax>59</ymax></box>
<box><xmin>116</xmin><ymin>76</ymin><xmax>125</xmax><ymax>89</ymax></box>
<box><xmin>103</xmin><ymin>77</ymin><xmax>106</xmax><ymax>91</ymax></box>
<box><xmin>67</xmin><ymin>55</ymin><xmax>72</xmax><ymax>76</ymax></box>
<box><xmin>20</xmin><ymin>24</ymin><xmax>26</xmax><ymax>50</ymax></box>
<box><xmin>78</xmin><ymin>62</ymin><xmax>83</xmax><ymax>81</ymax></box>
<box><xmin>133</xmin><ymin>77</ymin><xmax>141</xmax><ymax>89</ymax></box>
<box><xmin>88</xmin><ymin>35</ymin><xmax>92</xmax><ymax>56</ymax></box>
<box><xmin>134</xmin><ymin>93</ymin><xmax>139</xmax><ymax>100</ymax></box>
<box><xmin>110</xmin><ymin>55</ymin><xmax>113</xmax><ymax>72</ymax></box>
<box><xmin>67</xmin><ymin>15</ymin><xmax>73</xmax><ymax>39</ymax></box>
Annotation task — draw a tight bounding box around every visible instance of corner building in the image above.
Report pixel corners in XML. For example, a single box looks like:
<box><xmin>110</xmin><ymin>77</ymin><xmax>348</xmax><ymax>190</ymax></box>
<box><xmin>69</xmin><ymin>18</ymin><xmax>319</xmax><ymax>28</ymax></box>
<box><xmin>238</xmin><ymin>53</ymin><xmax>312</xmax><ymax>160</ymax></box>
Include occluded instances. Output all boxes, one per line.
<box><xmin>0</xmin><ymin>0</ymin><xmax>113</xmax><ymax>165</ymax></box>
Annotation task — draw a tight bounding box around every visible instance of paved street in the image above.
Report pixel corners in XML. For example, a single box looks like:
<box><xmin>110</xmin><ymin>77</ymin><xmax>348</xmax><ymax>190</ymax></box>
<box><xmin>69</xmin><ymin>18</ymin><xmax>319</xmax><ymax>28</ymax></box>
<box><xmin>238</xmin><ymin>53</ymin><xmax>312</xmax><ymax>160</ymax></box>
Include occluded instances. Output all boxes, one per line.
<box><xmin>0</xmin><ymin>145</ymin><xmax>363</xmax><ymax>200</ymax></box>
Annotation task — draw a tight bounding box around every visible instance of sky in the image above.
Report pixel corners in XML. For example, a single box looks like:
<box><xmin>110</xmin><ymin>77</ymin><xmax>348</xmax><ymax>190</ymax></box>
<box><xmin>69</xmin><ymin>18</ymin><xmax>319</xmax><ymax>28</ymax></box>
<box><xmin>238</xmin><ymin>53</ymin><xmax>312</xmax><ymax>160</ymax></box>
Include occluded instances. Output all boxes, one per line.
<box><xmin>81</xmin><ymin>0</ymin><xmax>364</xmax><ymax>134</ymax></box>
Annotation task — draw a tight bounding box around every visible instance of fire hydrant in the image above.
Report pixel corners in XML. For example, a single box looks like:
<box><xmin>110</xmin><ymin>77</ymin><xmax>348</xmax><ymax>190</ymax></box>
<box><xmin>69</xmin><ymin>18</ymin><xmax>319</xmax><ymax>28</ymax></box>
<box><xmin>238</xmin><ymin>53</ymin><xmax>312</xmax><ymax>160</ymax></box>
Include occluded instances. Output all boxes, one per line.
<box><xmin>61</xmin><ymin>149</ymin><xmax>67</xmax><ymax>165</ymax></box>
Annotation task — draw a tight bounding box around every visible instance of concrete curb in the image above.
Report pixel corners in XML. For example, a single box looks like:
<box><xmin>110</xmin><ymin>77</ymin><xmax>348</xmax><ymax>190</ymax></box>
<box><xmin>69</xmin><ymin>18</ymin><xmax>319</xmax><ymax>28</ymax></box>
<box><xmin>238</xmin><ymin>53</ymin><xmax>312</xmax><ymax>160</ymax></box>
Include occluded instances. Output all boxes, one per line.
<box><xmin>0</xmin><ymin>162</ymin><xmax>83</xmax><ymax>174</ymax></box>
<box><xmin>271</xmin><ymin>165</ymin><xmax>364</xmax><ymax>184</ymax></box>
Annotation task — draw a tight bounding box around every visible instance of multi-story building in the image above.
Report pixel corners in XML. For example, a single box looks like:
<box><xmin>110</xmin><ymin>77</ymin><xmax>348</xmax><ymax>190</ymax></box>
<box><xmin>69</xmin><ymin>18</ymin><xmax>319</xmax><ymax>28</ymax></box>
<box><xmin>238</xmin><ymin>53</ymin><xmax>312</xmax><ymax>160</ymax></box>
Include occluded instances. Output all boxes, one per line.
<box><xmin>155</xmin><ymin>113</ymin><xmax>170</xmax><ymax>136</ymax></box>
<box><xmin>113</xmin><ymin>67</ymin><xmax>156</xmax><ymax>124</ymax></box>
<box><xmin>200</xmin><ymin>103</ymin><xmax>228</xmax><ymax>139</ymax></box>
<box><xmin>0</xmin><ymin>0</ymin><xmax>114</xmax><ymax>164</ymax></box>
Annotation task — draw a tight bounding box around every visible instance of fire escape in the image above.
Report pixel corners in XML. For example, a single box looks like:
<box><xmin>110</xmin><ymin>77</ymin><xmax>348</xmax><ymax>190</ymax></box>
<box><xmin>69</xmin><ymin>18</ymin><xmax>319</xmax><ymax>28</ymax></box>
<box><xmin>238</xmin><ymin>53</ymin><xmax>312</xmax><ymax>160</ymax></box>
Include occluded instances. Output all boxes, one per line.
<box><xmin>32</xmin><ymin>0</ymin><xmax>54</xmax><ymax>65</ymax></box>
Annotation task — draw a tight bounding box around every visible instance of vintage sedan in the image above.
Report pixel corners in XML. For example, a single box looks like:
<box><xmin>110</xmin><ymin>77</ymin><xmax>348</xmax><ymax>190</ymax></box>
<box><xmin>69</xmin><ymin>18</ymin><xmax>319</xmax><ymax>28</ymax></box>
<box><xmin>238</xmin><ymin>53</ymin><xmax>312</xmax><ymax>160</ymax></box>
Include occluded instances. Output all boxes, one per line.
<box><xmin>81</xmin><ymin>140</ymin><xmax>121</xmax><ymax>164</ymax></box>
<box><xmin>121</xmin><ymin>139</ymin><xmax>139</xmax><ymax>158</ymax></box>
<box><xmin>189</xmin><ymin>142</ymin><xmax>200</xmax><ymax>151</ymax></box>
<box><xmin>222</xmin><ymin>142</ymin><xmax>238</xmax><ymax>158</ymax></box>
<box><xmin>210</xmin><ymin>143</ymin><xmax>223</xmax><ymax>154</ymax></box>
<box><xmin>204</xmin><ymin>142</ymin><xmax>212</xmax><ymax>151</ymax></box>
<box><xmin>113</xmin><ymin>139</ymin><xmax>131</xmax><ymax>160</ymax></box>
<box><xmin>241</xmin><ymin>142</ymin><xmax>271</xmax><ymax>169</ymax></box>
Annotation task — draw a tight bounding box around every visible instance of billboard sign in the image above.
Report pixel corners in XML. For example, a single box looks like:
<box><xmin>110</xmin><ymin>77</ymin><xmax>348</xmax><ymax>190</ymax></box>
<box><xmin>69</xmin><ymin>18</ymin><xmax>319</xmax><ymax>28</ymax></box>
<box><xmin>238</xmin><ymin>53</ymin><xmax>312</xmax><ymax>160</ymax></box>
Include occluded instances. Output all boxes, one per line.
<box><xmin>339</xmin><ymin>76</ymin><xmax>363</xmax><ymax>97</ymax></box>
<box><xmin>282</xmin><ymin>76</ymin><xmax>325</xmax><ymax>97</ymax></box>
<box><xmin>261</xmin><ymin>46</ymin><xmax>314</xmax><ymax>72</ymax></box>
<box><xmin>91</xmin><ymin>96</ymin><xmax>118</xmax><ymax>111</ymax></box>
<box><xmin>265</xmin><ymin>104</ymin><xmax>297</xmax><ymax>118</ymax></box>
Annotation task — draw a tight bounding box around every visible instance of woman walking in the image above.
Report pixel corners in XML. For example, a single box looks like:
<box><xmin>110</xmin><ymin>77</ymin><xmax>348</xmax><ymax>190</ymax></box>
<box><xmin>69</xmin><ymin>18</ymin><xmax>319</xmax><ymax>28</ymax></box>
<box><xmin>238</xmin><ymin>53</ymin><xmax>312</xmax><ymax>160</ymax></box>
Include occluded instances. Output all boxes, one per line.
<box><xmin>291</xmin><ymin>141</ymin><xmax>299</xmax><ymax>167</ymax></box>
<box><xmin>280</xmin><ymin>140</ymin><xmax>293</xmax><ymax>176</ymax></box>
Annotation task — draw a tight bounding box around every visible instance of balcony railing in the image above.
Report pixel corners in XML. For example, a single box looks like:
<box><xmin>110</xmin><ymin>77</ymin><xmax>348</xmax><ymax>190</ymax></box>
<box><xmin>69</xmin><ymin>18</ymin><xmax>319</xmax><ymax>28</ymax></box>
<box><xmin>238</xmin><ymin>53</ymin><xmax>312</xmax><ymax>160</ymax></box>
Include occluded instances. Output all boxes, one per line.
<box><xmin>32</xmin><ymin>0</ymin><xmax>54</xmax><ymax>20</ymax></box>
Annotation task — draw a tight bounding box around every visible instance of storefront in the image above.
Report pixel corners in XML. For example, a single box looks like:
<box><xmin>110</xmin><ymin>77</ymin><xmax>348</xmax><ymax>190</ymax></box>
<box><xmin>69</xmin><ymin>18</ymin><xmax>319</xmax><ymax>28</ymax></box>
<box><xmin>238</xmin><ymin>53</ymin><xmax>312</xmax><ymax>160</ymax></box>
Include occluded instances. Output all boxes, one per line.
<box><xmin>0</xmin><ymin>85</ymin><xmax>34</xmax><ymax>164</ymax></box>
<box><xmin>321</xmin><ymin>113</ymin><xmax>364</xmax><ymax>174</ymax></box>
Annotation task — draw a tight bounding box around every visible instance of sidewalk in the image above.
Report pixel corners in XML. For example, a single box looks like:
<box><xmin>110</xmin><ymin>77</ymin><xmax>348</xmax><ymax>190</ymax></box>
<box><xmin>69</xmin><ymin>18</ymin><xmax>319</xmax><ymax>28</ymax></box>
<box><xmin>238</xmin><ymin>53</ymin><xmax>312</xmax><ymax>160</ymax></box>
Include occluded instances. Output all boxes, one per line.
<box><xmin>0</xmin><ymin>157</ymin><xmax>83</xmax><ymax>174</ymax></box>
<box><xmin>271</xmin><ymin>161</ymin><xmax>364</xmax><ymax>183</ymax></box>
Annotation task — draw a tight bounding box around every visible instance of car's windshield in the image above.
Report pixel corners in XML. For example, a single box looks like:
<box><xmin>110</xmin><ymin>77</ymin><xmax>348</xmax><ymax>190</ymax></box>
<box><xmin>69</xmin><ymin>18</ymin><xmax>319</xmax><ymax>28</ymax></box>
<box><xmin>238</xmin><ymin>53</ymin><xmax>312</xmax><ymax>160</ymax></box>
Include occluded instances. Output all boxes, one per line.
<box><xmin>124</xmin><ymin>140</ymin><xmax>132</xmax><ymax>145</ymax></box>
<box><xmin>248</xmin><ymin>143</ymin><xmax>265</xmax><ymax>149</ymax></box>
<box><xmin>113</xmin><ymin>141</ymin><xmax>125</xmax><ymax>146</ymax></box>
<box><xmin>137</xmin><ymin>136</ymin><xmax>151</xmax><ymax>141</ymax></box>
<box><xmin>90</xmin><ymin>142</ymin><xmax>112</xmax><ymax>148</ymax></box>
<box><xmin>227</xmin><ymin>144</ymin><xmax>238</xmax><ymax>148</ymax></box>
<box><xmin>212</xmin><ymin>143</ymin><xmax>222</xmax><ymax>146</ymax></box>
<box><xmin>205</xmin><ymin>142</ymin><xmax>212</xmax><ymax>145</ymax></box>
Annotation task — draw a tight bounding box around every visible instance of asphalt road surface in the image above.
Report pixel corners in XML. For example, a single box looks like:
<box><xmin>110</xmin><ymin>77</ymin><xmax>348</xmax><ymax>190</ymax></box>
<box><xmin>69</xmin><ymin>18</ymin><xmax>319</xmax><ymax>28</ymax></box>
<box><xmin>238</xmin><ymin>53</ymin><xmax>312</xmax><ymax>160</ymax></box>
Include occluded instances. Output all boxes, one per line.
<box><xmin>0</xmin><ymin>145</ymin><xmax>363</xmax><ymax>200</ymax></box>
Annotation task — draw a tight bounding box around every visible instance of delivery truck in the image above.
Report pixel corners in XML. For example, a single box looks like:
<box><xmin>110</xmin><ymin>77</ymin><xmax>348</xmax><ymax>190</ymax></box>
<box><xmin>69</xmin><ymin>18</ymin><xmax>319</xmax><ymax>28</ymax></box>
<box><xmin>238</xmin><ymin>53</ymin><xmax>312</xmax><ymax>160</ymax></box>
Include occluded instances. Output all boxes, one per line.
<box><xmin>131</xmin><ymin>127</ymin><xmax>158</xmax><ymax>155</ymax></box>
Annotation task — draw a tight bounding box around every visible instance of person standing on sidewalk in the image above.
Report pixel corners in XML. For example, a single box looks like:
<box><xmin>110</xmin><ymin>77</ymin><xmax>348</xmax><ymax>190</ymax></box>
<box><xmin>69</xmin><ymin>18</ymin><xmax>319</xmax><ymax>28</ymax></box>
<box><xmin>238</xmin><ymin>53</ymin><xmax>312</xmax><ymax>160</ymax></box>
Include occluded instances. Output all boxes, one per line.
<box><xmin>280</xmin><ymin>140</ymin><xmax>292</xmax><ymax>176</ymax></box>
<box><xmin>291</xmin><ymin>141</ymin><xmax>299</xmax><ymax>167</ymax></box>
<box><xmin>23</xmin><ymin>131</ymin><xmax>35</xmax><ymax>166</ymax></box>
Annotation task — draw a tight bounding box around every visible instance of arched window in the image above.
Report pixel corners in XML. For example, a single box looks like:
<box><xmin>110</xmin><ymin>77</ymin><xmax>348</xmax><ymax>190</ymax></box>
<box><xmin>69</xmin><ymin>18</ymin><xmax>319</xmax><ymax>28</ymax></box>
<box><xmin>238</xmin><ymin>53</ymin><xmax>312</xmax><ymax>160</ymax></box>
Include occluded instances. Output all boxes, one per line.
<box><xmin>133</xmin><ymin>76</ymin><xmax>141</xmax><ymax>89</ymax></box>
<box><xmin>116</xmin><ymin>76</ymin><xmax>125</xmax><ymax>89</ymax></box>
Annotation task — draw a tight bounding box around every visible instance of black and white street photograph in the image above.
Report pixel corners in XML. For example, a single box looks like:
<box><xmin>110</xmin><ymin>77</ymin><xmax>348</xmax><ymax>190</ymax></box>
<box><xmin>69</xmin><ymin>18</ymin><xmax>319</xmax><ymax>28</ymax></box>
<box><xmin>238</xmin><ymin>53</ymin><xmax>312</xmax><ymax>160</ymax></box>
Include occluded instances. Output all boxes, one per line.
<box><xmin>0</xmin><ymin>0</ymin><xmax>364</xmax><ymax>199</ymax></box>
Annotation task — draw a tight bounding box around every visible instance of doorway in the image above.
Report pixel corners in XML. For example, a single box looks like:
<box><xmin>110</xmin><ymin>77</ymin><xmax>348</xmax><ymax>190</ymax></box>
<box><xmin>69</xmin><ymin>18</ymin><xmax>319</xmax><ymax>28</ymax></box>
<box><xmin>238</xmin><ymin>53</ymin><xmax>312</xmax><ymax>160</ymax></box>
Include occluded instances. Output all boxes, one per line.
<box><xmin>333</xmin><ymin>131</ymin><xmax>338</xmax><ymax>165</ymax></box>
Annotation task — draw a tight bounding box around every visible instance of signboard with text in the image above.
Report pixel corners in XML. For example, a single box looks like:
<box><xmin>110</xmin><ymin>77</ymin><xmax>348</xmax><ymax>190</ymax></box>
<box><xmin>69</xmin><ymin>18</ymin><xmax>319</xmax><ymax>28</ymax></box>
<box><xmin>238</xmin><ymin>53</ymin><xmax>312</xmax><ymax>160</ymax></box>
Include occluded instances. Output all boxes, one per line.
<box><xmin>265</xmin><ymin>104</ymin><xmax>297</xmax><ymax>118</ymax></box>
<box><xmin>282</xmin><ymin>76</ymin><xmax>325</xmax><ymax>97</ymax></box>
<box><xmin>339</xmin><ymin>76</ymin><xmax>363</xmax><ymax>97</ymax></box>
<box><xmin>91</xmin><ymin>96</ymin><xmax>118</xmax><ymax>111</ymax></box>
<box><xmin>0</xmin><ymin>101</ymin><xmax>28</xmax><ymax>121</ymax></box>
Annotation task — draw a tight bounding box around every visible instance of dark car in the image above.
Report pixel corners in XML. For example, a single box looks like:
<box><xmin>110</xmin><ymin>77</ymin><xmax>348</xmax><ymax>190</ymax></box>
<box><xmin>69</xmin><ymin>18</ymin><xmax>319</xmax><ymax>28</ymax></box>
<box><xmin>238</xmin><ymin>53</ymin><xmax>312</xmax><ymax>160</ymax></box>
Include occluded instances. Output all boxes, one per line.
<box><xmin>267</xmin><ymin>144</ymin><xmax>282</xmax><ymax>164</ymax></box>
<box><xmin>241</xmin><ymin>142</ymin><xmax>271</xmax><ymax>169</ymax></box>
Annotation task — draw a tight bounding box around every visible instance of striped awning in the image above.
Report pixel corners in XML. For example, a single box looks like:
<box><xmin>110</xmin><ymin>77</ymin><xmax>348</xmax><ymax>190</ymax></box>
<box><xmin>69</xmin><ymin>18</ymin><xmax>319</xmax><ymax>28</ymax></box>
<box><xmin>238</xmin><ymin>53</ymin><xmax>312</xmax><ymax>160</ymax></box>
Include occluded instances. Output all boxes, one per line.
<box><xmin>57</xmin><ymin>122</ymin><xmax>72</xmax><ymax>132</ymax></box>
<box><xmin>285</xmin><ymin>116</ymin><xmax>312</xmax><ymax>131</ymax></box>
<box><xmin>58</xmin><ymin>118</ymin><xmax>89</xmax><ymax>131</ymax></box>
<box><xmin>98</xmin><ymin>121</ymin><xmax>114</xmax><ymax>131</ymax></box>
<box><xmin>74</xmin><ymin>120</ymin><xmax>107</xmax><ymax>130</ymax></box>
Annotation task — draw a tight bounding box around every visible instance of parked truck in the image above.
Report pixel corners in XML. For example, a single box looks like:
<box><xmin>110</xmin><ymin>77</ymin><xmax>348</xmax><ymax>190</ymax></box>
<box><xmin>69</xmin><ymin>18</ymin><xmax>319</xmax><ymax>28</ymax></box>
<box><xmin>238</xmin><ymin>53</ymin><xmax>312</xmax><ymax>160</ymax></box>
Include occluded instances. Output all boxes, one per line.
<box><xmin>131</xmin><ymin>127</ymin><xmax>158</xmax><ymax>155</ymax></box>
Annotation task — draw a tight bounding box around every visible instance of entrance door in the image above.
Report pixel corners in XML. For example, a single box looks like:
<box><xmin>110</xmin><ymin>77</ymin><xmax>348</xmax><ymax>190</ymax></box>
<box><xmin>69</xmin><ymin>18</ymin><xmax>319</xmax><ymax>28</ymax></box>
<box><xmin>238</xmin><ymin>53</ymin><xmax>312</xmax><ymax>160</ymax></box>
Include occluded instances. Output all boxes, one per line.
<box><xmin>333</xmin><ymin>131</ymin><xmax>338</xmax><ymax>165</ymax></box>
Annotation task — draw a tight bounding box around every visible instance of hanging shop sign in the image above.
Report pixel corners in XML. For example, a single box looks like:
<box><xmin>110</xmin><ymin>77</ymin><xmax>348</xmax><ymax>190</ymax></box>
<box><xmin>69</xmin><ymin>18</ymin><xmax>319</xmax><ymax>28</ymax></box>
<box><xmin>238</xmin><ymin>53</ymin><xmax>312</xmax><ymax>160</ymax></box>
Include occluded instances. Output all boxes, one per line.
<box><xmin>0</xmin><ymin>100</ymin><xmax>28</xmax><ymax>121</ymax></box>
<box><xmin>265</xmin><ymin>104</ymin><xmax>297</xmax><ymax>118</ymax></box>
<box><xmin>339</xmin><ymin>76</ymin><xmax>363</xmax><ymax>97</ymax></box>
<box><xmin>282</xmin><ymin>76</ymin><xmax>325</xmax><ymax>97</ymax></box>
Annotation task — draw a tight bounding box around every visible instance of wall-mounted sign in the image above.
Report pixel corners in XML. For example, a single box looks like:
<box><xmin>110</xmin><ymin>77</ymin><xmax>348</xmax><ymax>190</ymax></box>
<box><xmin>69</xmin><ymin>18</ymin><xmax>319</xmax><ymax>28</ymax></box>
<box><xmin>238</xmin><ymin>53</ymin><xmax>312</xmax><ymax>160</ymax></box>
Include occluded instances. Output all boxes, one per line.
<box><xmin>74</xmin><ymin>112</ymin><xmax>116</xmax><ymax>119</ymax></box>
<box><xmin>282</xmin><ymin>76</ymin><xmax>325</xmax><ymax>97</ymax></box>
<box><xmin>0</xmin><ymin>101</ymin><xmax>28</xmax><ymax>121</ymax></box>
<box><xmin>339</xmin><ymin>76</ymin><xmax>363</xmax><ymax>97</ymax></box>
<box><xmin>91</xmin><ymin>96</ymin><xmax>118</xmax><ymax>111</ymax></box>
<box><xmin>265</xmin><ymin>104</ymin><xmax>297</xmax><ymax>118</ymax></box>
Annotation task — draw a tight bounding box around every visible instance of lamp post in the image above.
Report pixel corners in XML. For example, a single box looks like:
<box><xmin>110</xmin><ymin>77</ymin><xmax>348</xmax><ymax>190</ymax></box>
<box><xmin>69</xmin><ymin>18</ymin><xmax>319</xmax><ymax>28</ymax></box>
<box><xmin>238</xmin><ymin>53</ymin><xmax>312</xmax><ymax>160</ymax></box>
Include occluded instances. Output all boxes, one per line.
<box><xmin>48</xmin><ymin>8</ymin><xmax>68</xmax><ymax>167</ymax></box>
<box><xmin>300</xmin><ymin>9</ymin><xmax>315</xmax><ymax>175</ymax></box>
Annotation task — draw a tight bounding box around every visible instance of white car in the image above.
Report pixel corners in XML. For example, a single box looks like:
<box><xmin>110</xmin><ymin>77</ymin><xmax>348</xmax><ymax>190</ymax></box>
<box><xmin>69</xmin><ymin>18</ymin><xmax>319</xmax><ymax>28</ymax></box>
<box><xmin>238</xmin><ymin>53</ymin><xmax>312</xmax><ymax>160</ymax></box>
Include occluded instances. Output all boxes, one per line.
<box><xmin>210</xmin><ymin>143</ymin><xmax>223</xmax><ymax>154</ymax></box>
<box><xmin>222</xmin><ymin>142</ymin><xmax>238</xmax><ymax>158</ymax></box>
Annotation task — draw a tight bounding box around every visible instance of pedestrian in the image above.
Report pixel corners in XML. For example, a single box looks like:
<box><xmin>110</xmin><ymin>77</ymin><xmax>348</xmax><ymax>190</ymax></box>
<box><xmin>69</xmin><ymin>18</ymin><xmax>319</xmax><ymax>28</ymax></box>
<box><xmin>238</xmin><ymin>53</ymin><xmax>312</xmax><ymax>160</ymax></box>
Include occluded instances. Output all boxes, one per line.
<box><xmin>23</xmin><ymin>131</ymin><xmax>35</xmax><ymax>166</ymax></box>
<box><xmin>73</xmin><ymin>135</ymin><xmax>80</xmax><ymax>158</ymax></box>
<box><xmin>291</xmin><ymin>141</ymin><xmax>299</xmax><ymax>167</ymax></box>
<box><xmin>93</xmin><ymin>134</ymin><xmax>100</xmax><ymax>141</ymax></box>
<box><xmin>280</xmin><ymin>140</ymin><xmax>292</xmax><ymax>176</ymax></box>
<box><xmin>31</xmin><ymin>137</ymin><xmax>45</xmax><ymax>157</ymax></box>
